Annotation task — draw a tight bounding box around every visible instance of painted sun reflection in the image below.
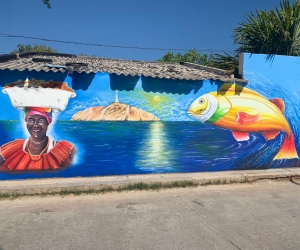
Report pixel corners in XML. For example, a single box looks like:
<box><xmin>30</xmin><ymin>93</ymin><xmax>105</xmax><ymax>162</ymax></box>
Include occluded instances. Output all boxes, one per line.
<box><xmin>135</xmin><ymin>122</ymin><xmax>175</xmax><ymax>171</ymax></box>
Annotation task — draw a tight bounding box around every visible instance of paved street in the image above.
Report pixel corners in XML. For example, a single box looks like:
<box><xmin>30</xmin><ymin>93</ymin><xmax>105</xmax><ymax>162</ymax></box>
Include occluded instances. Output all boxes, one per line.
<box><xmin>0</xmin><ymin>179</ymin><xmax>300</xmax><ymax>250</ymax></box>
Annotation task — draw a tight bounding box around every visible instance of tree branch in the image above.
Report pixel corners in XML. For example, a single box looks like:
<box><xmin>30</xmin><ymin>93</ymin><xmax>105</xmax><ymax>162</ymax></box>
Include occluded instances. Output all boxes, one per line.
<box><xmin>42</xmin><ymin>0</ymin><xmax>51</xmax><ymax>9</ymax></box>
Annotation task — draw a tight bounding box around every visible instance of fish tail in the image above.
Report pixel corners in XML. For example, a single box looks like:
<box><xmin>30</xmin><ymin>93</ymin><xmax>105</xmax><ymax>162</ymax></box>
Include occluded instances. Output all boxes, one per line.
<box><xmin>274</xmin><ymin>131</ymin><xmax>298</xmax><ymax>160</ymax></box>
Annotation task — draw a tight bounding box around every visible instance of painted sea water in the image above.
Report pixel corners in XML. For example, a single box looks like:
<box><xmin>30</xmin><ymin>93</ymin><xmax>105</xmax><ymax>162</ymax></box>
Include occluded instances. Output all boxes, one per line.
<box><xmin>0</xmin><ymin>120</ymin><xmax>297</xmax><ymax>180</ymax></box>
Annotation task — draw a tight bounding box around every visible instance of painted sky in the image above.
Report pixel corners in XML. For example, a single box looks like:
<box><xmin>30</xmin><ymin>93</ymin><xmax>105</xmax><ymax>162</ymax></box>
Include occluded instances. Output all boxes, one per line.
<box><xmin>0</xmin><ymin>0</ymin><xmax>281</xmax><ymax>61</ymax></box>
<box><xmin>61</xmin><ymin>74</ymin><xmax>219</xmax><ymax>121</ymax></box>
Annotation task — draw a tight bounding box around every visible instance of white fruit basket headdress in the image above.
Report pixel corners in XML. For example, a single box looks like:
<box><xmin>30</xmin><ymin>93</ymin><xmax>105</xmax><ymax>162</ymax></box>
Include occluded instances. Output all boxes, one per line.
<box><xmin>2</xmin><ymin>78</ymin><xmax>76</xmax><ymax>113</ymax></box>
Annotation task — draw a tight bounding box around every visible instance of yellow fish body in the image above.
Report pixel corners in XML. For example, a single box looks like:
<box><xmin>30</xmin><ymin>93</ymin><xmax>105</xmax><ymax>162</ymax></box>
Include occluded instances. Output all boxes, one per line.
<box><xmin>188</xmin><ymin>83</ymin><xmax>298</xmax><ymax>160</ymax></box>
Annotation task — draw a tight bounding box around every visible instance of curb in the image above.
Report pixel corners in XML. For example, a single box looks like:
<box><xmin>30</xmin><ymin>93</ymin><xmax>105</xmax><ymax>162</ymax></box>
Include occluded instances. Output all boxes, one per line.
<box><xmin>0</xmin><ymin>168</ymin><xmax>299</xmax><ymax>197</ymax></box>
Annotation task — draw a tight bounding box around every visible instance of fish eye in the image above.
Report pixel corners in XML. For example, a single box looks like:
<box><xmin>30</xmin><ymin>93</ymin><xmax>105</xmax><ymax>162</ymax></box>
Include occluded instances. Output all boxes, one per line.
<box><xmin>199</xmin><ymin>98</ymin><xmax>205</xmax><ymax>104</ymax></box>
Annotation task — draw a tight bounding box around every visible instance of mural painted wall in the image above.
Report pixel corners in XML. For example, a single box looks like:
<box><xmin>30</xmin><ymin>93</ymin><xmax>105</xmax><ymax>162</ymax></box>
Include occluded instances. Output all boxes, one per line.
<box><xmin>0</xmin><ymin>53</ymin><xmax>299</xmax><ymax>179</ymax></box>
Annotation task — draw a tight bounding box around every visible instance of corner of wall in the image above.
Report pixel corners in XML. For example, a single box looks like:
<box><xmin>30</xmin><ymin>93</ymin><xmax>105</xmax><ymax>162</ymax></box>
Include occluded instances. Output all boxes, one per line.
<box><xmin>239</xmin><ymin>53</ymin><xmax>244</xmax><ymax>77</ymax></box>
<box><xmin>239</xmin><ymin>53</ymin><xmax>244</xmax><ymax>76</ymax></box>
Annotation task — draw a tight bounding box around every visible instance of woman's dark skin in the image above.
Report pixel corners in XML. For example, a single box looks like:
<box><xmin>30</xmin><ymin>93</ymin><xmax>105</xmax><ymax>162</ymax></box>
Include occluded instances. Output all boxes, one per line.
<box><xmin>0</xmin><ymin>114</ymin><xmax>75</xmax><ymax>168</ymax></box>
<box><xmin>0</xmin><ymin>115</ymin><xmax>49</xmax><ymax>166</ymax></box>
<box><xmin>25</xmin><ymin>114</ymin><xmax>49</xmax><ymax>155</ymax></box>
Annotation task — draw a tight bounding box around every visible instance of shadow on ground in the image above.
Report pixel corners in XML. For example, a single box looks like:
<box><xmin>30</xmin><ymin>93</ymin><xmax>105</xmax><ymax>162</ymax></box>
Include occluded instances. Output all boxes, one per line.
<box><xmin>290</xmin><ymin>177</ymin><xmax>300</xmax><ymax>186</ymax></box>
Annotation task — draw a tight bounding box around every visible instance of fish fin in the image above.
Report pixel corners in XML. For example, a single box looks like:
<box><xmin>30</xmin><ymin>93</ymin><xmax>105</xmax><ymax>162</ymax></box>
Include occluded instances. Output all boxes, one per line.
<box><xmin>269</xmin><ymin>98</ymin><xmax>285</xmax><ymax>114</ymax></box>
<box><xmin>236</xmin><ymin>111</ymin><xmax>260</xmax><ymax>126</ymax></box>
<box><xmin>262</xmin><ymin>131</ymin><xmax>280</xmax><ymax>141</ymax></box>
<box><xmin>232</xmin><ymin>131</ymin><xmax>250</xmax><ymax>141</ymax></box>
<box><xmin>217</xmin><ymin>83</ymin><xmax>264</xmax><ymax>98</ymax></box>
<box><xmin>274</xmin><ymin>132</ymin><xmax>299</xmax><ymax>160</ymax></box>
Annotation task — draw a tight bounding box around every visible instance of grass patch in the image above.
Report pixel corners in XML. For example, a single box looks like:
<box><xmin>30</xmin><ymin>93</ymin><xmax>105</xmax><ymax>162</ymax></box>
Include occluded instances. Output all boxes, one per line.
<box><xmin>0</xmin><ymin>192</ymin><xmax>21</xmax><ymax>200</ymax></box>
<box><xmin>0</xmin><ymin>177</ymin><xmax>252</xmax><ymax>200</ymax></box>
<box><xmin>116</xmin><ymin>180</ymin><xmax>197</xmax><ymax>192</ymax></box>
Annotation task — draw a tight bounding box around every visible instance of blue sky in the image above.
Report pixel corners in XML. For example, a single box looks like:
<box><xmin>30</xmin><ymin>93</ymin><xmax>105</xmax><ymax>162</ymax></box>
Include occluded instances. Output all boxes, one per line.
<box><xmin>0</xmin><ymin>0</ymin><xmax>280</xmax><ymax>61</ymax></box>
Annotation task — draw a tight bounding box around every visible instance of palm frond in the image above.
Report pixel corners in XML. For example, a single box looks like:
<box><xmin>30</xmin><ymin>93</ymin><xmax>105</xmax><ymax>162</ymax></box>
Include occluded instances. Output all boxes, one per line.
<box><xmin>233</xmin><ymin>0</ymin><xmax>300</xmax><ymax>56</ymax></box>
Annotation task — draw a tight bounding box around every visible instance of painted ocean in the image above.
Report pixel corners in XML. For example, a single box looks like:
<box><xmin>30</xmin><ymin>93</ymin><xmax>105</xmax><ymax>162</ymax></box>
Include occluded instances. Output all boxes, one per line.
<box><xmin>0</xmin><ymin>120</ymin><xmax>298</xmax><ymax>180</ymax></box>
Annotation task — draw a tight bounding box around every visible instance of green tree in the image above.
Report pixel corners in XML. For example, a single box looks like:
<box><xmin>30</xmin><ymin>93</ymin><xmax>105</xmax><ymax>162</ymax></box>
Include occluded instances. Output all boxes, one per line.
<box><xmin>157</xmin><ymin>49</ymin><xmax>240</xmax><ymax>75</ymax></box>
<box><xmin>233</xmin><ymin>0</ymin><xmax>300</xmax><ymax>56</ymax></box>
<box><xmin>158</xmin><ymin>49</ymin><xmax>214</xmax><ymax>66</ymax></box>
<box><xmin>42</xmin><ymin>0</ymin><xmax>51</xmax><ymax>9</ymax></box>
<box><xmin>210</xmin><ymin>52</ymin><xmax>239</xmax><ymax>76</ymax></box>
<box><xmin>11</xmin><ymin>44</ymin><xmax>58</xmax><ymax>53</ymax></box>
<box><xmin>78</xmin><ymin>53</ymin><xmax>99</xmax><ymax>57</ymax></box>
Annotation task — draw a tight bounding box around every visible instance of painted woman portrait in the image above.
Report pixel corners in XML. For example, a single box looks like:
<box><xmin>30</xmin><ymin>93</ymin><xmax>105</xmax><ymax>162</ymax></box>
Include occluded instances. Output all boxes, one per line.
<box><xmin>0</xmin><ymin>107</ymin><xmax>75</xmax><ymax>171</ymax></box>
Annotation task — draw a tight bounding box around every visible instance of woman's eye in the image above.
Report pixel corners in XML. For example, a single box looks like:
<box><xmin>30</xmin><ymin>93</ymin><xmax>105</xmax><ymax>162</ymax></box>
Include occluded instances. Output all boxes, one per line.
<box><xmin>38</xmin><ymin>119</ymin><xmax>46</xmax><ymax>124</ymax></box>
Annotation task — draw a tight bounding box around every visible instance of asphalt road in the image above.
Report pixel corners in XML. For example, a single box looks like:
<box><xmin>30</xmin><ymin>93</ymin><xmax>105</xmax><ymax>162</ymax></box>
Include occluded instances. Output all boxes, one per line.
<box><xmin>0</xmin><ymin>179</ymin><xmax>300</xmax><ymax>250</ymax></box>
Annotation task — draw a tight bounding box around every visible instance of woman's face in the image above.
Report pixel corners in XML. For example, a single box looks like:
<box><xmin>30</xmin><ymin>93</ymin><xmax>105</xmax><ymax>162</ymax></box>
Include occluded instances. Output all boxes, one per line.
<box><xmin>26</xmin><ymin>114</ymin><xmax>49</xmax><ymax>139</ymax></box>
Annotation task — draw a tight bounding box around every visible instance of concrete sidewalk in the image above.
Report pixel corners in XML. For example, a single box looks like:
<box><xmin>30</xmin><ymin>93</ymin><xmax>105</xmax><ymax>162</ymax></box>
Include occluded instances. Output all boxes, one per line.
<box><xmin>1</xmin><ymin>180</ymin><xmax>300</xmax><ymax>249</ymax></box>
<box><xmin>0</xmin><ymin>167</ymin><xmax>300</xmax><ymax>196</ymax></box>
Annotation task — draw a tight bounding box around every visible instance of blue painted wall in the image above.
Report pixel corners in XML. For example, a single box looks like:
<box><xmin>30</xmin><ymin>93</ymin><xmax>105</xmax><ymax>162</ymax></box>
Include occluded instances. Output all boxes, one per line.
<box><xmin>0</xmin><ymin>53</ymin><xmax>299</xmax><ymax>179</ymax></box>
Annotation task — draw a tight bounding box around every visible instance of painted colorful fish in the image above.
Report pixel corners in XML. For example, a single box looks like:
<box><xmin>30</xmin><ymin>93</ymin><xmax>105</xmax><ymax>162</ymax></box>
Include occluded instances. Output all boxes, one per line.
<box><xmin>187</xmin><ymin>83</ymin><xmax>298</xmax><ymax>160</ymax></box>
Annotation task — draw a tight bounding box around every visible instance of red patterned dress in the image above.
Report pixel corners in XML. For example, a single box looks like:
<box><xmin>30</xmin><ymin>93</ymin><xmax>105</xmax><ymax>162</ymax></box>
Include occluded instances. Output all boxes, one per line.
<box><xmin>0</xmin><ymin>138</ymin><xmax>74</xmax><ymax>171</ymax></box>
